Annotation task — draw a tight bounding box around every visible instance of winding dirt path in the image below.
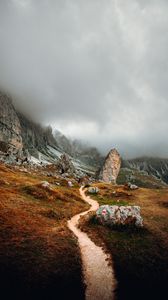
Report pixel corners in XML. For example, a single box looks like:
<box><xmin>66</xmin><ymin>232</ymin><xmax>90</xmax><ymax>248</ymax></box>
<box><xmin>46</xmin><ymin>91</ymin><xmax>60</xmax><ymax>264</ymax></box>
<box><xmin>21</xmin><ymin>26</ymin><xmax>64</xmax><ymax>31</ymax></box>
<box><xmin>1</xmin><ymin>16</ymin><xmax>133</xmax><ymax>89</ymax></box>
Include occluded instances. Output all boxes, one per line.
<box><xmin>67</xmin><ymin>187</ymin><xmax>117</xmax><ymax>300</ymax></box>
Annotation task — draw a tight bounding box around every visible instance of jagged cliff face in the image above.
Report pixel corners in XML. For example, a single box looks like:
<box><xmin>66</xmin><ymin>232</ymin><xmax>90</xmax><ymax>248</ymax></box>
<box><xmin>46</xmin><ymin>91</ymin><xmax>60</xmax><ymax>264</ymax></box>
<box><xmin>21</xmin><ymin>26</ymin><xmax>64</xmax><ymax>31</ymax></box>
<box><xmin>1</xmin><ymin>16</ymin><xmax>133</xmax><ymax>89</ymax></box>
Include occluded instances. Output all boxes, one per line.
<box><xmin>18</xmin><ymin>113</ymin><xmax>58</xmax><ymax>157</ymax></box>
<box><xmin>54</xmin><ymin>130</ymin><xmax>73</xmax><ymax>156</ymax></box>
<box><xmin>0</xmin><ymin>93</ymin><xmax>23</xmax><ymax>151</ymax></box>
<box><xmin>100</xmin><ymin>148</ymin><xmax>121</xmax><ymax>183</ymax></box>
<box><xmin>0</xmin><ymin>93</ymin><xmax>58</xmax><ymax>159</ymax></box>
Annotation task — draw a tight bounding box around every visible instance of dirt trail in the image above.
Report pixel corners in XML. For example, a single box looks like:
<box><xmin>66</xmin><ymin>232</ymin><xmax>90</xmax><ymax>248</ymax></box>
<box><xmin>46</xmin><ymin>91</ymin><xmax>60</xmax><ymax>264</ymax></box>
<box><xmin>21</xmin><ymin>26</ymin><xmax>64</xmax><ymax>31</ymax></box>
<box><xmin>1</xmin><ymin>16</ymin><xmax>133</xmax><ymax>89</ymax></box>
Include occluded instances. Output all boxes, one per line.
<box><xmin>68</xmin><ymin>187</ymin><xmax>117</xmax><ymax>300</ymax></box>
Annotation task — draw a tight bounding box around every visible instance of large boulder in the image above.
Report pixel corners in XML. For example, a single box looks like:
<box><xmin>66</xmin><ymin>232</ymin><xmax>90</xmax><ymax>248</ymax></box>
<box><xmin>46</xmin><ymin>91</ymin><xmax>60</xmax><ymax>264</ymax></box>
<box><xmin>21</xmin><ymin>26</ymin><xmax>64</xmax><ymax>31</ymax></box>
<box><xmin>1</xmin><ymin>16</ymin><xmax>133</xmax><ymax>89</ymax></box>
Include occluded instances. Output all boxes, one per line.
<box><xmin>96</xmin><ymin>205</ymin><xmax>143</xmax><ymax>227</ymax></box>
<box><xmin>88</xmin><ymin>187</ymin><xmax>99</xmax><ymax>194</ymax></box>
<box><xmin>99</xmin><ymin>149</ymin><xmax>121</xmax><ymax>183</ymax></box>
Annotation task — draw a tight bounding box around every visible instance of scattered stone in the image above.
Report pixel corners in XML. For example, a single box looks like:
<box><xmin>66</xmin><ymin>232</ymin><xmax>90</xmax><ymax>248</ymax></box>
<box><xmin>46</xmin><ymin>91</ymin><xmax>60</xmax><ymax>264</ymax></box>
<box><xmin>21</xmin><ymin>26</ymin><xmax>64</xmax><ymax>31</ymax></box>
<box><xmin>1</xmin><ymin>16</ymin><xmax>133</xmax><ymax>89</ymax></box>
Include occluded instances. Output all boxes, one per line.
<box><xmin>88</xmin><ymin>187</ymin><xmax>99</xmax><ymax>194</ymax></box>
<box><xmin>40</xmin><ymin>181</ymin><xmax>51</xmax><ymax>189</ymax></box>
<box><xmin>67</xmin><ymin>181</ymin><xmax>73</xmax><ymax>187</ymax></box>
<box><xmin>99</xmin><ymin>149</ymin><xmax>121</xmax><ymax>183</ymax></box>
<box><xmin>19</xmin><ymin>168</ymin><xmax>29</xmax><ymax>173</ymax></box>
<box><xmin>46</xmin><ymin>172</ymin><xmax>53</xmax><ymax>177</ymax></box>
<box><xmin>129</xmin><ymin>184</ymin><xmax>138</xmax><ymax>190</ymax></box>
<box><xmin>96</xmin><ymin>205</ymin><xmax>143</xmax><ymax>227</ymax></box>
<box><xmin>126</xmin><ymin>182</ymin><xmax>139</xmax><ymax>190</ymax></box>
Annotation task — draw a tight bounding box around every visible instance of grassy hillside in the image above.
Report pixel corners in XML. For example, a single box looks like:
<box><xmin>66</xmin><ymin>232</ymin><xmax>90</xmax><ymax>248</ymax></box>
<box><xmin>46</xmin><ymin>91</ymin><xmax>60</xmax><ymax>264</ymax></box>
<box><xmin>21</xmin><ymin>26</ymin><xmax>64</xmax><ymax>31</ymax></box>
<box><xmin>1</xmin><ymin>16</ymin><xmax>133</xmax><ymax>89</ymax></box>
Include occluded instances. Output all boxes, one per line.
<box><xmin>81</xmin><ymin>183</ymin><xmax>168</xmax><ymax>300</ymax></box>
<box><xmin>1</xmin><ymin>162</ymin><xmax>168</xmax><ymax>300</ymax></box>
<box><xmin>0</xmin><ymin>163</ymin><xmax>89</xmax><ymax>300</ymax></box>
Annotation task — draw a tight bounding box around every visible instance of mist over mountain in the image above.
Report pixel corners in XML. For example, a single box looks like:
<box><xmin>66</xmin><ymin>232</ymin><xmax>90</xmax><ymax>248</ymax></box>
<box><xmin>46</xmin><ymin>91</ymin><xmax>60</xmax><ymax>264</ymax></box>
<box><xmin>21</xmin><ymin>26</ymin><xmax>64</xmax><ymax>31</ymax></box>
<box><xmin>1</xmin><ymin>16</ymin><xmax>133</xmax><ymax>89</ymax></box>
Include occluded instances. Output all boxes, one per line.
<box><xmin>0</xmin><ymin>1</ymin><xmax>168</xmax><ymax>158</ymax></box>
<box><xmin>1</xmin><ymin>92</ymin><xmax>168</xmax><ymax>185</ymax></box>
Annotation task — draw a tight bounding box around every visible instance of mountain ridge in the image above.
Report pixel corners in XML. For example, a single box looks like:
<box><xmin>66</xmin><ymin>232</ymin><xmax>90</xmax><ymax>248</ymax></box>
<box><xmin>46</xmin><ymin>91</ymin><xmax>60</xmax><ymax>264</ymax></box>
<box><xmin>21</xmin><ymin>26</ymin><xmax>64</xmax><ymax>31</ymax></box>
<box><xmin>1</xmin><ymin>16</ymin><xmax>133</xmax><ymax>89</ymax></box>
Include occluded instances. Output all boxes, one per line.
<box><xmin>122</xmin><ymin>157</ymin><xmax>168</xmax><ymax>184</ymax></box>
<box><xmin>0</xmin><ymin>92</ymin><xmax>102</xmax><ymax>176</ymax></box>
<box><xmin>1</xmin><ymin>91</ymin><xmax>168</xmax><ymax>184</ymax></box>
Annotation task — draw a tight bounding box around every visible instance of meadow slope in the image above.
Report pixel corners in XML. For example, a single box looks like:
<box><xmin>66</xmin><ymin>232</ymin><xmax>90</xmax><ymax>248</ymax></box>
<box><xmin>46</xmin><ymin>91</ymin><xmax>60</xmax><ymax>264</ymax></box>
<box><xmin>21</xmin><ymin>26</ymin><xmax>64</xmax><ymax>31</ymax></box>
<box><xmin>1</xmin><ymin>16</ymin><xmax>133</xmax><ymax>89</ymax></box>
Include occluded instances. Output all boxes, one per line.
<box><xmin>81</xmin><ymin>183</ymin><xmax>168</xmax><ymax>300</ymax></box>
<box><xmin>0</xmin><ymin>163</ymin><xmax>89</xmax><ymax>300</ymax></box>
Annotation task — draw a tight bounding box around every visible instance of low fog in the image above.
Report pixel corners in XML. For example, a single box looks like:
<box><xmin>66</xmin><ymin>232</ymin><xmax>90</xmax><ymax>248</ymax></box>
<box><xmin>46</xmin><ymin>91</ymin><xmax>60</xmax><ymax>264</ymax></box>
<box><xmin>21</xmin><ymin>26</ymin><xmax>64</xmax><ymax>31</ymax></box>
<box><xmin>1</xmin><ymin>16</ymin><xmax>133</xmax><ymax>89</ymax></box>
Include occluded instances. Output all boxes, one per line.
<box><xmin>0</xmin><ymin>0</ymin><xmax>168</xmax><ymax>158</ymax></box>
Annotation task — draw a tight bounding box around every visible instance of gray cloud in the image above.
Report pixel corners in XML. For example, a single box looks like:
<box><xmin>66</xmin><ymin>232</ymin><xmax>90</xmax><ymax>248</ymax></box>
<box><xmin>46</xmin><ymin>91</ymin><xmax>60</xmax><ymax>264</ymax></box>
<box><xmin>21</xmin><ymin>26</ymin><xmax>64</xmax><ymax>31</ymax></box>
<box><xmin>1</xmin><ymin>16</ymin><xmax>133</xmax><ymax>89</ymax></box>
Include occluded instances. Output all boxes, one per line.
<box><xmin>0</xmin><ymin>0</ymin><xmax>168</xmax><ymax>158</ymax></box>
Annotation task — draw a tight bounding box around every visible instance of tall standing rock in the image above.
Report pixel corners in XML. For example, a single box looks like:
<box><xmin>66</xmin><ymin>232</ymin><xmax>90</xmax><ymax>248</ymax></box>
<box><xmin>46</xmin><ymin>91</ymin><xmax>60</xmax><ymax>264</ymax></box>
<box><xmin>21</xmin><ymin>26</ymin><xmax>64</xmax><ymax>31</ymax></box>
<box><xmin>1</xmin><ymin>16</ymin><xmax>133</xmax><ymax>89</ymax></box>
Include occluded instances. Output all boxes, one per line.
<box><xmin>100</xmin><ymin>148</ymin><xmax>121</xmax><ymax>183</ymax></box>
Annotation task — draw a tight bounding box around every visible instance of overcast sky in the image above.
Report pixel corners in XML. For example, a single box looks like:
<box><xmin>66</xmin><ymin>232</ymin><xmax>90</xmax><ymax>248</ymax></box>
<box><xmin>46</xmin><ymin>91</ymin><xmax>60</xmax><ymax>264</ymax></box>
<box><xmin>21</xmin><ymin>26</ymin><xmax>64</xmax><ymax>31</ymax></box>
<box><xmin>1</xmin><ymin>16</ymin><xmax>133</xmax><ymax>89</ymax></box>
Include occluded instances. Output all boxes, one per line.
<box><xmin>0</xmin><ymin>0</ymin><xmax>168</xmax><ymax>158</ymax></box>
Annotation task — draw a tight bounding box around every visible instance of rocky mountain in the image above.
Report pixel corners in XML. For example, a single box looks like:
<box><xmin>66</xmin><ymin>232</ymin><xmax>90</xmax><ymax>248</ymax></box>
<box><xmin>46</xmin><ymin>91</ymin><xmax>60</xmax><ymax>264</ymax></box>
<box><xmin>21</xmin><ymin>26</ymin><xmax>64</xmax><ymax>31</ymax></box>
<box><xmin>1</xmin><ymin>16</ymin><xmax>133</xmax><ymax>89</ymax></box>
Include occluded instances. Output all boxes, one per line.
<box><xmin>0</xmin><ymin>93</ymin><xmax>23</xmax><ymax>152</ymax></box>
<box><xmin>122</xmin><ymin>157</ymin><xmax>168</xmax><ymax>184</ymax></box>
<box><xmin>2</xmin><ymin>91</ymin><xmax>167</xmax><ymax>184</ymax></box>
<box><xmin>99</xmin><ymin>148</ymin><xmax>121</xmax><ymax>183</ymax></box>
<box><xmin>54</xmin><ymin>130</ymin><xmax>73</xmax><ymax>155</ymax></box>
<box><xmin>0</xmin><ymin>92</ymin><xmax>102</xmax><ymax>176</ymax></box>
<box><xmin>18</xmin><ymin>112</ymin><xmax>58</xmax><ymax>158</ymax></box>
<box><xmin>54</xmin><ymin>131</ymin><xmax>104</xmax><ymax>168</ymax></box>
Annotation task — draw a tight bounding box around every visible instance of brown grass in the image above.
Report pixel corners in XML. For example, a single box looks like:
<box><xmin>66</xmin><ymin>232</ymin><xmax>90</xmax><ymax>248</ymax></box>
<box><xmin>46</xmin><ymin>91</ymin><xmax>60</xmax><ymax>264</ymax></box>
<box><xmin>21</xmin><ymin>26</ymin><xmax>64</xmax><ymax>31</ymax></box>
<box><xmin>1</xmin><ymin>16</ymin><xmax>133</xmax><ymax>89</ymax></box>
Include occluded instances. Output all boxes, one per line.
<box><xmin>82</xmin><ymin>183</ymin><xmax>168</xmax><ymax>300</ymax></box>
<box><xmin>0</xmin><ymin>163</ymin><xmax>89</xmax><ymax>300</ymax></box>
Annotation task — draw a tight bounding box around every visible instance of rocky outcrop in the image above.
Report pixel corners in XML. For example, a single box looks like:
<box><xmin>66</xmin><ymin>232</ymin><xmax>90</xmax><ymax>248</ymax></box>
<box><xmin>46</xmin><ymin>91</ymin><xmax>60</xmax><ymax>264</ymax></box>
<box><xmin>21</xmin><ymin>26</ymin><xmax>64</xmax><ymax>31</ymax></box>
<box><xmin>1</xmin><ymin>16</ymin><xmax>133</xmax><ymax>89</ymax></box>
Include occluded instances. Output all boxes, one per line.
<box><xmin>96</xmin><ymin>205</ymin><xmax>143</xmax><ymax>227</ymax></box>
<box><xmin>57</xmin><ymin>153</ymin><xmax>76</xmax><ymax>175</ymax></box>
<box><xmin>0</xmin><ymin>93</ymin><xmax>23</xmax><ymax>152</ymax></box>
<box><xmin>100</xmin><ymin>149</ymin><xmax>121</xmax><ymax>183</ymax></box>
